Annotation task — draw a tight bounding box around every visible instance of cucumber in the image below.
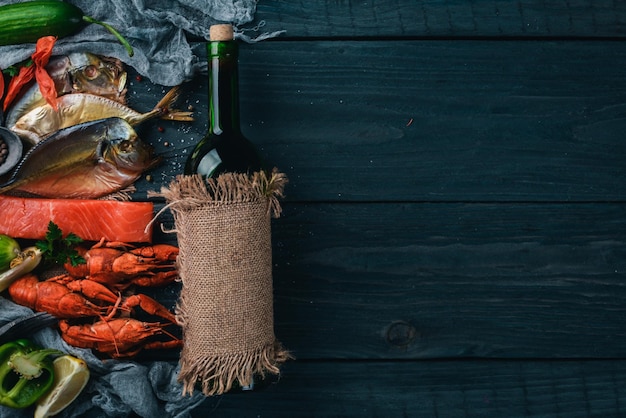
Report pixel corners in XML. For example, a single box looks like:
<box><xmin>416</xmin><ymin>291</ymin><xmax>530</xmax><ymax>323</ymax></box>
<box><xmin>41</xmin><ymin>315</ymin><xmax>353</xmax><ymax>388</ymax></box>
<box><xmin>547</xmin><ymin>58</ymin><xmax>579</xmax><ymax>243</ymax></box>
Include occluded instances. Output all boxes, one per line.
<box><xmin>0</xmin><ymin>1</ymin><xmax>85</xmax><ymax>46</ymax></box>
<box><xmin>0</xmin><ymin>1</ymin><xmax>133</xmax><ymax>56</ymax></box>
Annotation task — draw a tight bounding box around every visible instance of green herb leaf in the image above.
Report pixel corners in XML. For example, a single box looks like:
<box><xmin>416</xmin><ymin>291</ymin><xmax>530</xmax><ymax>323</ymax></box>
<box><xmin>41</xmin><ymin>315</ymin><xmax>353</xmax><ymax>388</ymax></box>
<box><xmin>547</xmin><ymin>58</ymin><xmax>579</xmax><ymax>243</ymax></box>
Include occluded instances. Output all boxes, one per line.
<box><xmin>46</xmin><ymin>221</ymin><xmax>62</xmax><ymax>241</ymax></box>
<box><xmin>35</xmin><ymin>221</ymin><xmax>86</xmax><ymax>267</ymax></box>
<box><xmin>2</xmin><ymin>60</ymin><xmax>33</xmax><ymax>77</ymax></box>
<box><xmin>64</xmin><ymin>232</ymin><xmax>83</xmax><ymax>246</ymax></box>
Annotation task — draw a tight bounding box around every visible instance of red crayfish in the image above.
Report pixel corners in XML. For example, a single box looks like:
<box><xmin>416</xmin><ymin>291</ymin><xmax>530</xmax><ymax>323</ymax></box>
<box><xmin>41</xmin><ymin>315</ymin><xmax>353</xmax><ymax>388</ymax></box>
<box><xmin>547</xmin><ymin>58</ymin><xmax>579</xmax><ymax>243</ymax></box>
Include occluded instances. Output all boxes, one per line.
<box><xmin>59</xmin><ymin>318</ymin><xmax>182</xmax><ymax>359</ymax></box>
<box><xmin>8</xmin><ymin>240</ymin><xmax>182</xmax><ymax>358</ymax></box>
<box><xmin>64</xmin><ymin>238</ymin><xmax>179</xmax><ymax>289</ymax></box>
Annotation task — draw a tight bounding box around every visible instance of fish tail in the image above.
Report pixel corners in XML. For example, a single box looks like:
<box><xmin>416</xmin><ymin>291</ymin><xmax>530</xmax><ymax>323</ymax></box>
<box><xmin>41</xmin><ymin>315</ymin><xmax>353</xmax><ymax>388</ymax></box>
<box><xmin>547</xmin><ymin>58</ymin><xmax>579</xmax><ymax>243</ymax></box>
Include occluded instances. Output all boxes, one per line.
<box><xmin>159</xmin><ymin>111</ymin><xmax>195</xmax><ymax>122</ymax></box>
<box><xmin>152</xmin><ymin>86</ymin><xmax>195</xmax><ymax>122</ymax></box>
<box><xmin>154</xmin><ymin>85</ymin><xmax>181</xmax><ymax>112</ymax></box>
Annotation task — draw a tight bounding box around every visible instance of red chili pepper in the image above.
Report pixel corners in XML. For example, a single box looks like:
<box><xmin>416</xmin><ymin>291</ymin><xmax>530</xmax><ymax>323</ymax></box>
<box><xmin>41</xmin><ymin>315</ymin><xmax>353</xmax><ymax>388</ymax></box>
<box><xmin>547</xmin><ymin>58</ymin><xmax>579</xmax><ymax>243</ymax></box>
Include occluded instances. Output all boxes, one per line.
<box><xmin>2</xmin><ymin>36</ymin><xmax>57</xmax><ymax>111</ymax></box>
<box><xmin>32</xmin><ymin>36</ymin><xmax>57</xmax><ymax>109</ymax></box>
<box><xmin>2</xmin><ymin>64</ymin><xmax>34</xmax><ymax>111</ymax></box>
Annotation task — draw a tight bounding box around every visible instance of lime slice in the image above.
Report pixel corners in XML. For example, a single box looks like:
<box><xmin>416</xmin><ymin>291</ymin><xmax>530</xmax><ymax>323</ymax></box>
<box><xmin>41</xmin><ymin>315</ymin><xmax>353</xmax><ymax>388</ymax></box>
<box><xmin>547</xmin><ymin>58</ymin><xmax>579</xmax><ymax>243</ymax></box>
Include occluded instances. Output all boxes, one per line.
<box><xmin>34</xmin><ymin>355</ymin><xmax>90</xmax><ymax>418</ymax></box>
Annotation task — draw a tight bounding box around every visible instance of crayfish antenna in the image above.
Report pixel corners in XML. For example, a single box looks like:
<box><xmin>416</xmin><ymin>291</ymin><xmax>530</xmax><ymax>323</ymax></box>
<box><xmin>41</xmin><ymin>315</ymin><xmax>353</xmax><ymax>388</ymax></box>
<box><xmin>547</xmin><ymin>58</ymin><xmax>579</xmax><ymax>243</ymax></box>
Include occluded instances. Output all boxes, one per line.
<box><xmin>96</xmin><ymin>315</ymin><xmax>121</xmax><ymax>357</ymax></box>
<box><xmin>103</xmin><ymin>292</ymin><xmax>127</xmax><ymax>320</ymax></box>
<box><xmin>159</xmin><ymin>323</ymin><xmax>181</xmax><ymax>342</ymax></box>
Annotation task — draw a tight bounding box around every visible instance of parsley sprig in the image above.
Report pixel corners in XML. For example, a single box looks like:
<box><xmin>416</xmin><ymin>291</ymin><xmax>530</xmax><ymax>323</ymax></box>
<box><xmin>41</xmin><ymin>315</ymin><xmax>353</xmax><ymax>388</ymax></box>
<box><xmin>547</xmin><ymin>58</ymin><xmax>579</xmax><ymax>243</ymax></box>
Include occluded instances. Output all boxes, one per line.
<box><xmin>35</xmin><ymin>221</ymin><xmax>86</xmax><ymax>267</ymax></box>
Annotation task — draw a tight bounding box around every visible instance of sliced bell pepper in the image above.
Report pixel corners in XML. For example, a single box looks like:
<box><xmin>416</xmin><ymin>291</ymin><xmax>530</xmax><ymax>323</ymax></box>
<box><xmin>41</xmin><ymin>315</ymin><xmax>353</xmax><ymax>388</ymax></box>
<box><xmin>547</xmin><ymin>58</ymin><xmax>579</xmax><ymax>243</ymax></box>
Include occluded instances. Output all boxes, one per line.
<box><xmin>0</xmin><ymin>339</ymin><xmax>60</xmax><ymax>409</ymax></box>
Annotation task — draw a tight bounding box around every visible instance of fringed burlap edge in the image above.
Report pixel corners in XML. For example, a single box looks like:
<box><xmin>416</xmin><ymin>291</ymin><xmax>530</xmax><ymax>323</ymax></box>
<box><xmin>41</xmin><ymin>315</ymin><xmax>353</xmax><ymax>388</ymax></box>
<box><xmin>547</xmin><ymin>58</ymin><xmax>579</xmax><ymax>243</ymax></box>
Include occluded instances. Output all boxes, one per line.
<box><xmin>148</xmin><ymin>167</ymin><xmax>288</xmax><ymax>220</ymax></box>
<box><xmin>178</xmin><ymin>340</ymin><xmax>292</xmax><ymax>396</ymax></box>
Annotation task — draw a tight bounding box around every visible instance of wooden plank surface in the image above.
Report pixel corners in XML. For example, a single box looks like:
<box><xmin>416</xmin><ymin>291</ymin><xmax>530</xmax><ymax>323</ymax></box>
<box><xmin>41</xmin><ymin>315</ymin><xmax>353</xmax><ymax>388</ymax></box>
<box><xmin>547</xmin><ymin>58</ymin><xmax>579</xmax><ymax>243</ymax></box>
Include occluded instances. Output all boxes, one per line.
<box><xmin>254</xmin><ymin>0</ymin><xmax>626</xmax><ymax>38</ymax></box>
<box><xmin>272</xmin><ymin>202</ymin><xmax>626</xmax><ymax>359</ymax></box>
<box><xmin>191</xmin><ymin>360</ymin><xmax>626</xmax><ymax>417</ymax></box>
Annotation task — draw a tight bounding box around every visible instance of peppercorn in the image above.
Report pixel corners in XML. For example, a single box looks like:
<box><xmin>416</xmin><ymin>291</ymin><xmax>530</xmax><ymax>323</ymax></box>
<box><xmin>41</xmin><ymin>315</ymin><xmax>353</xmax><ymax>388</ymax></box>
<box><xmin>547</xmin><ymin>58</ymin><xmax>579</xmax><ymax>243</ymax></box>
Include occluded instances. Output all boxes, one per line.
<box><xmin>0</xmin><ymin>136</ymin><xmax>7</xmax><ymax>165</ymax></box>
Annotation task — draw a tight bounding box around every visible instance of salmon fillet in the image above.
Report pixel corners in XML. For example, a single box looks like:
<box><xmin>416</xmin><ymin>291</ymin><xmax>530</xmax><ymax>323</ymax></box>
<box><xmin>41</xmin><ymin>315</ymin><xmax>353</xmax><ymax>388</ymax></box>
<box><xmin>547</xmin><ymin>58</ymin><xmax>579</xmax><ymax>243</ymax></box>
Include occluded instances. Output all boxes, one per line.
<box><xmin>0</xmin><ymin>195</ymin><xmax>155</xmax><ymax>242</ymax></box>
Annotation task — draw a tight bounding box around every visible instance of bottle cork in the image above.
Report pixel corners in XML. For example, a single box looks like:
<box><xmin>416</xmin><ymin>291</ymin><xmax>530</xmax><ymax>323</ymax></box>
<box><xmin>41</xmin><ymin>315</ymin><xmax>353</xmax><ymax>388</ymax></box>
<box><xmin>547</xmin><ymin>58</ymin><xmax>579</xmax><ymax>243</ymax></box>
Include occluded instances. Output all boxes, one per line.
<box><xmin>210</xmin><ymin>24</ymin><xmax>234</xmax><ymax>41</ymax></box>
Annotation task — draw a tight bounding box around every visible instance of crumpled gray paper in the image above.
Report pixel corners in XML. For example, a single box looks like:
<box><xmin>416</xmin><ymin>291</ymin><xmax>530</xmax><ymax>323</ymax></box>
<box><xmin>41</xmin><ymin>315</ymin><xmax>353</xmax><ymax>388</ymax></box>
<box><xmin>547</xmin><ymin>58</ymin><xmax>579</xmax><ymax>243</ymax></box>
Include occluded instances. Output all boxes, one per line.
<box><xmin>0</xmin><ymin>0</ymin><xmax>281</xmax><ymax>86</ymax></box>
<box><xmin>0</xmin><ymin>297</ymin><xmax>207</xmax><ymax>418</ymax></box>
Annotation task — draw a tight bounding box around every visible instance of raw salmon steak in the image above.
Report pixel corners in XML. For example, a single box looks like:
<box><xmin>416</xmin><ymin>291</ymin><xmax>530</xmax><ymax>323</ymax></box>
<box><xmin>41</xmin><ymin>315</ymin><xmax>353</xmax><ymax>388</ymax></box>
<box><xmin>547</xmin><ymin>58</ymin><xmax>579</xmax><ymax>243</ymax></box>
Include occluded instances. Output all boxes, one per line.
<box><xmin>0</xmin><ymin>195</ymin><xmax>155</xmax><ymax>242</ymax></box>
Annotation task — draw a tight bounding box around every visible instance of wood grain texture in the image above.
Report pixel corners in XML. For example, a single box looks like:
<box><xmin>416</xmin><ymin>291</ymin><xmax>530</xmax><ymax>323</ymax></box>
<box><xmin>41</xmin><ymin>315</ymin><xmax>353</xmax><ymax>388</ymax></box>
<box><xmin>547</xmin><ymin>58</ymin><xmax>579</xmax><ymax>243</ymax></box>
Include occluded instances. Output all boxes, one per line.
<box><xmin>271</xmin><ymin>202</ymin><xmax>626</xmax><ymax>360</ymax></box>
<box><xmin>238</xmin><ymin>40</ymin><xmax>625</xmax><ymax>202</ymax></box>
<box><xmin>130</xmin><ymin>40</ymin><xmax>626</xmax><ymax>203</ymax></box>
<box><xmin>190</xmin><ymin>360</ymin><xmax>626</xmax><ymax>417</ymax></box>
<box><xmin>253</xmin><ymin>0</ymin><xmax>626</xmax><ymax>39</ymax></box>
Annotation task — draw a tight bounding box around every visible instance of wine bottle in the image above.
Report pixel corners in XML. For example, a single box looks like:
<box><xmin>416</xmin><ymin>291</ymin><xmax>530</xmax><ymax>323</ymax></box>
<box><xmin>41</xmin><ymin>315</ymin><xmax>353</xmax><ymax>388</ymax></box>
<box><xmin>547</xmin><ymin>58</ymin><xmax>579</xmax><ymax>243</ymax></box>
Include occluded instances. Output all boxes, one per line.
<box><xmin>184</xmin><ymin>24</ymin><xmax>262</xmax><ymax>177</ymax></box>
<box><xmin>184</xmin><ymin>25</ymin><xmax>274</xmax><ymax>395</ymax></box>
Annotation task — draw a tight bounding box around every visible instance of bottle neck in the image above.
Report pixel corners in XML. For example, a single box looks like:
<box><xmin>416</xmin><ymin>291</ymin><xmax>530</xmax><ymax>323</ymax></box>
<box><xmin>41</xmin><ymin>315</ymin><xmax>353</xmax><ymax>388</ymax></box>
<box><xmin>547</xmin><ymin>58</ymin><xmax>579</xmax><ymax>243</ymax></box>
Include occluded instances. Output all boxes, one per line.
<box><xmin>207</xmin><ymin>41</ymin><xmax>241</xmax><ymax>135</ymax></box>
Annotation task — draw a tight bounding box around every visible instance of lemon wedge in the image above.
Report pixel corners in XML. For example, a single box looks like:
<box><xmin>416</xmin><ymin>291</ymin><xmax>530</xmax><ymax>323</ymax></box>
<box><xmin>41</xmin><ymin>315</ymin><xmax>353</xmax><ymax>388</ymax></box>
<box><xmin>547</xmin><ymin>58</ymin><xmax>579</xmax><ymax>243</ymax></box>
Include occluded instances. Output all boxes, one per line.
<box><xmin>34</xmin><ymin>355</ymin><xmax>90</xmax><ymax>418</ymax></box>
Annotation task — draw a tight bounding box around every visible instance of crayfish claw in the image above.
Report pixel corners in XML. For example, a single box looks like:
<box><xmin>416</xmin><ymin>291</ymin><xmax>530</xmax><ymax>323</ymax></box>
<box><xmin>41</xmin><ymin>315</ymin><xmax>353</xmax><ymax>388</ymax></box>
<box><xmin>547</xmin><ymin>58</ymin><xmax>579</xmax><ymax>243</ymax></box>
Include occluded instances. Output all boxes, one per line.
<box><xmin>121</xmin><ymin>294</ymin><xmax>177</xmax><ymax>324</ymax></box>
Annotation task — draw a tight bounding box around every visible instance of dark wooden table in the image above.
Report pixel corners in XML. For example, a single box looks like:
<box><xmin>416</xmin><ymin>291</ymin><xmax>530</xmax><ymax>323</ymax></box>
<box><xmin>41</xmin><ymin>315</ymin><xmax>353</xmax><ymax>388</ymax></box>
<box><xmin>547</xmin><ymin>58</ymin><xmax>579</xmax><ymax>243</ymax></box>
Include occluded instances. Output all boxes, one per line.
<box><xmin>124</xmin><ymin>1</ymin><xmax>626</xmax><ymax>416</ymax></box>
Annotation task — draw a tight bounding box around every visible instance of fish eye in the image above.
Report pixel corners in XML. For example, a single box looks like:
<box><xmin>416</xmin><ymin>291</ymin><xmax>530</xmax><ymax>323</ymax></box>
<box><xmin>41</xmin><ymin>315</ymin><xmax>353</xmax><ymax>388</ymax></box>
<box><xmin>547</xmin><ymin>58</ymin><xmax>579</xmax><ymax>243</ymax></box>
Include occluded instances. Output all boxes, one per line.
<box><xmin>82</xmin><ymin>65</ymin><xmax>100</xmax><ymax>80</ymax></box>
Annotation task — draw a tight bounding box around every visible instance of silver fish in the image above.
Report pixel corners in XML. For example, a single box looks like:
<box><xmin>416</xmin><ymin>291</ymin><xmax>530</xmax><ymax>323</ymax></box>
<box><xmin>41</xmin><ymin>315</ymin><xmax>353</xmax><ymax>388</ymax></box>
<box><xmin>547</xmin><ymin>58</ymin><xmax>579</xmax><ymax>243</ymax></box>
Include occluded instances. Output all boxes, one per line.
<box><xmin>47</xmin><ymin>52</ymin><xmax>127</xmax><ymax>101</ymax></box>
<box><xmin>10</xmin><ymin>86</ymin><xmax>193</xmax><ymax>146</ymax></box>
<box><xmin>0</xmin><ymin>117</ymin><xmax>159</xmax><ymax>199</ymax></box>
<box><xmin>4</xmin><ymin>52</ymin><xmax>127</xmax><ymax>129</ymax></box>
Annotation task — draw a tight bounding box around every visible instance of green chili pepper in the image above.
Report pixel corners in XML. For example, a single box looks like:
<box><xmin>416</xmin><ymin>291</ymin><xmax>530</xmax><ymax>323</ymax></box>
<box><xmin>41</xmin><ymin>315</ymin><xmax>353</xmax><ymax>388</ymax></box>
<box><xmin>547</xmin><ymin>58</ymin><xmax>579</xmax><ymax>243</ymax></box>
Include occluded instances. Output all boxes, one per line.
<box><xmin>0</xmin><ymin>339</ymin><xmax>61</xmax><ymax>409</ymax></box>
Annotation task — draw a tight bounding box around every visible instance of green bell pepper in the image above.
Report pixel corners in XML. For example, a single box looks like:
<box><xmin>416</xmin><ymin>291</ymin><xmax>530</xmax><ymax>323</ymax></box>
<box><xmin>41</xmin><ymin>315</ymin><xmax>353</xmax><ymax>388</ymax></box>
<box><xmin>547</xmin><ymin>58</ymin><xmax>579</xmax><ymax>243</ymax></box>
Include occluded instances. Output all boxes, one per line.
<box><xmin>0</xmin><ymin>339</ymin><xmax>61</xmax><ymax>409</ymax></box>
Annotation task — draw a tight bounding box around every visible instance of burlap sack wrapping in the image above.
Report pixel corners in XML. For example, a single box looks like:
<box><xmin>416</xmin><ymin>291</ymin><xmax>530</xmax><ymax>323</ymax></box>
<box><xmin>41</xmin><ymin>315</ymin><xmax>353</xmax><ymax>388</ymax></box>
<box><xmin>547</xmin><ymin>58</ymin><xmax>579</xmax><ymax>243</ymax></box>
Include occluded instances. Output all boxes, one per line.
<box><xmin>150</xmin><ymin>169</ymin><xmax>291</xmax><ymax>396</ymax></box>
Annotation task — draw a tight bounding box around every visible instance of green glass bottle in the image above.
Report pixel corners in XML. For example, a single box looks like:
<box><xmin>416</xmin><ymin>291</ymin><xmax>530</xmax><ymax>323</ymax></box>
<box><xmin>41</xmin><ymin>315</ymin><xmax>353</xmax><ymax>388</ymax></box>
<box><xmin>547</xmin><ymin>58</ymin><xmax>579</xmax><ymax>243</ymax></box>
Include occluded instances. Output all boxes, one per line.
<box><xmin>184</xmin><ymin>24</ymin><xmax>261</xmax><ymax>177</ymax></box>
<box><xmin>185</xmin><ymin>24</ymin><xmax>272</xmax><ymax>395</ymax></box>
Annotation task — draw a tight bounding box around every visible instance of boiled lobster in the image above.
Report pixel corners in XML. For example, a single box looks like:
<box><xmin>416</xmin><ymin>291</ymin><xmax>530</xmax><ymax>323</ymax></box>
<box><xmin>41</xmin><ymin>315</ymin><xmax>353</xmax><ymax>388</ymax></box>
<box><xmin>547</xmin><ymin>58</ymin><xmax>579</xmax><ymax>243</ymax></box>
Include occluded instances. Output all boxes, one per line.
<box><xmin>59</xmin><ymin>318</ymin><xmax>182</xmax><ymax>358</ymax></box>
